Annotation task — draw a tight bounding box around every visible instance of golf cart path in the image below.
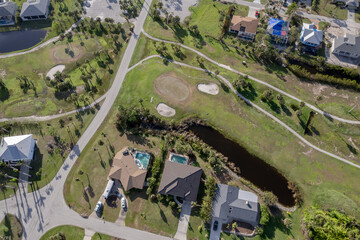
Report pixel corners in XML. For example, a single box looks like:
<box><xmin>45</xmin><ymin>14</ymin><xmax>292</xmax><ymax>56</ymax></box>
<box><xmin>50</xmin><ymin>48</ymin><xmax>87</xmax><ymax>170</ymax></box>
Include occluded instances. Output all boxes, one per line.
<box><xmin>130</xmin><ymin>54</ymin><xmax>360</xmax><ymax>169</ymax></box>
<box><xmin>142</xmin><ymin>30</ymin><xmax>360</xmax><ymax>125</ymax></box>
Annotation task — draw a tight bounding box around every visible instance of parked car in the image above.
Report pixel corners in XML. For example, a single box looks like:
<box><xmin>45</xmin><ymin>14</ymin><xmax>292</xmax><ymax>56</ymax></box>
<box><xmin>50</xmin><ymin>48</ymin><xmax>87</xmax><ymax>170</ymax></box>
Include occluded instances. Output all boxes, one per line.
<box><xmin>94</xmin><ymin>201</ymin><xmax>103</xmax><ymax>215</ymax></box>
<box><xmin>115</xmin><ymin>190</ymin><xmax>122</xmax><ymax>199</ymax></box>
<box><xmin>255</xmin><ymin>11</ymin><xmax>259</xmax><ymax>18</ymax></box>
<box><xmin>213</xmin><ymin>220</ymin><xmax>219</xmax><ymax>231</ymax></box>
<box><xmin>121</xmin><ymin>198</ymin><xmax>127</xmax><ymax>210</ymax></box>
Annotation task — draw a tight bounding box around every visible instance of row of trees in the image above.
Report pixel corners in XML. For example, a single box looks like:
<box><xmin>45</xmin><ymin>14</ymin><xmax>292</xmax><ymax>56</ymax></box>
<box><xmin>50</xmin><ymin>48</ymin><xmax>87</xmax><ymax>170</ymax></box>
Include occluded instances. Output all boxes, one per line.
<box><xmin>146</xmin><ymin>142</ymin><xmax>168</xmax><ymax>195</ymax></box>
<box><xmin>199</xmin><ymin>176</ymin><xmax>216</xmax><ymax>223</ymax></box>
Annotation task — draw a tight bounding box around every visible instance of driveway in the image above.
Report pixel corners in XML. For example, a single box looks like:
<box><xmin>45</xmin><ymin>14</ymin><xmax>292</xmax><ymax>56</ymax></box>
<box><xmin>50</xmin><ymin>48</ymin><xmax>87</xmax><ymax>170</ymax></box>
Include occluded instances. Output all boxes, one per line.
<box><xmin>209</xmin><ymin>218</ymin><xmax>222</xmax><ymax>240</ymax></box>
<box><xmin>174</xmin><ymin>200</ymin><xmax>192</xmax><ymax>240</ymax></box>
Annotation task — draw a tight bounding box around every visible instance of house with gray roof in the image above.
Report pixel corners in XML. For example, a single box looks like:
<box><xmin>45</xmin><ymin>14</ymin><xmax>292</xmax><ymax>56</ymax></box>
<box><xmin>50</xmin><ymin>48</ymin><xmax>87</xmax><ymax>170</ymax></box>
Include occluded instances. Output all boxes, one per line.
<box><xmin>333</xmin><ymin>0</ymin><xmax>359</xmax><ymax>9</ymax></box>
<box><xmin>300</xmin><ymin>23</ymin><xmax>323</xmax><ymax>48</ymax></box>
<box><xmin>0</xmin><ymin>0</ymin><xmax>18</xmax><ymax>26</ymax></box>
<box><xmin>20</xmin><ymin>0</ymin><xmax>50</xmax><ymax>21</ymax></box>
<box><xmin>332</xmin><ymin>33</ymin><xmax>360</xmax><ymax>59</ymax></box>
<box><xmin>0</xmin><ymin>134</ymin><xmax>36</xmax><ymax>165</ymax></box>
<box><xmin>158</xmin><ymin>160</ymin><xmax>202</xmax><ymax>202</ymax></box>
<box><xmin>210</xmin><ymin>184</ymin><xmax>259</xmax><ymax>237</ymax></box>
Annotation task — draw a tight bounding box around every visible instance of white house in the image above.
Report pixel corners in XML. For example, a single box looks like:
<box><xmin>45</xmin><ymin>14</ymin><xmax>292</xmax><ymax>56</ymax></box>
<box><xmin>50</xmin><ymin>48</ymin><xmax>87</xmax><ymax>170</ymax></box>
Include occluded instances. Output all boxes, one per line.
<box><xmin>300</xmin><ymin>23</ymin><xmax>323</xmax><ymax>48</ymax></box>
<box><xmin>0</xmin><ymin>134</ymin><xmax>36</xmax><ymax>165</ymax></box>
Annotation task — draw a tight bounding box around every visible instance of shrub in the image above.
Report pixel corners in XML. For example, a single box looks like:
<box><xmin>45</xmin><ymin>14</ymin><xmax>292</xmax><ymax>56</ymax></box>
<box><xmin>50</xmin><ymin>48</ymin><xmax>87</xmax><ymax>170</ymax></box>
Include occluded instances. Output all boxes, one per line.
<box><xmin>290</xmin><ymin>103</ymin><xmax>300</xmax><ymax>111</ymax></box>
<box><xmin>261</xmin><ymin>191</ymin><xmax>278</xmax><ymax>207</ymax></box>
<box><xmin>260</xmin><ymin>205</ymin><xmax>270</xmax><ymax>226</ymax></box>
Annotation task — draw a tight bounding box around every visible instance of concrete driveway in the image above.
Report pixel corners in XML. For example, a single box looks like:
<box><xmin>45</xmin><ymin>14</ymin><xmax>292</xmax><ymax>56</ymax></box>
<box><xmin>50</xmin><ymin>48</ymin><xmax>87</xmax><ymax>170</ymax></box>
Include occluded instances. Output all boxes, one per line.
<box><xmin>209</xmin><ymin>218</ymin><xmax>222</xmax><ymax>240</ymax></box>
<box><xmin>174</xmin><ymin>200</ymin><xmax>192</xmax><ymax>240</ymax></box>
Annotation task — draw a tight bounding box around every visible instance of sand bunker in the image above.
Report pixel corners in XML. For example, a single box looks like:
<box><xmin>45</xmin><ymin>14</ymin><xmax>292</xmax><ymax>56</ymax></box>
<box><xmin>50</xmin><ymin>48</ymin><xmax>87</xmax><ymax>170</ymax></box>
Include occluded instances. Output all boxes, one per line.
<box><xmin>46</xmin><ymin>65</ymin><xmax>65</xmax><ymax>80</ymax></box>
<box><xmin>197</xmin><ymin>83</ymin><xmax>219</xmax><ymax>95</ymax></box>
<box><xmin>154</xmin><ymin>72</ymin><xmax>191</xmax><ymax>103</ymax></box>
<box><xmin>156</xmin><ymin>103</ymin><xmax>176</xmax><ymax>117</ymax></box>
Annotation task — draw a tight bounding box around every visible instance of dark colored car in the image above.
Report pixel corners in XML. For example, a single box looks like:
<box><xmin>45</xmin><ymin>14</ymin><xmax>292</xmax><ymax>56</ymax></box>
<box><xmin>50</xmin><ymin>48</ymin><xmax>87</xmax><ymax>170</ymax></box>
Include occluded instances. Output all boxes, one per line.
<box><xmin>255</xmin><ymin>11</ymin><xmax>259</xmax><ymax>18</ymax></box>
<box><xmin>213</xmin><ymin>221</ymin><xmax>219</xmax><ymax>231</ymax></box>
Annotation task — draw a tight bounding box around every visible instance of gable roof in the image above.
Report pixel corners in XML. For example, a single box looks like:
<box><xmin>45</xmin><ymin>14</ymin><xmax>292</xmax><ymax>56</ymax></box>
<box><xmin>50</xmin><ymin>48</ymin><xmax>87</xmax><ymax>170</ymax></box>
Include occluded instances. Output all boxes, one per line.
<box><xmin>346</xmin><ymin>0</ymin><xmax>359</xmax><ymax>7</ymax></box>
<box><xmin>212</xmin><ymin>184</ymin><xmax>259</xmax><ymax>225</ymax></box>
<box><xmin>267</xmin><ymin>18</ymin><xmax>288</xmax><ymax>36</ymax></box>
<box><xmin>109</xmin><ymin>150</ymin><xmax>147</xmax><ymax>191</ymax></box>
<box><xmin>300</xmin><ymin>23</ymin><xmax>323</xmax><ymax>45</ymax></box>
<box><xmin>230</xmin><ymin>16</ymin><xmax>259</xmax><ymax>34</ymax></box>
<box><xmin>0</xmin><ymin>1</ymin><xmax>17</xmax><ymax>17</ymax></box>
<box><xmin>20</xmin><ymin>0</ymin><xmax>49</xmax><ymax>17</ymax></box>
<box><xmin>0</xmin><ymin>134</ymin><xmax>36</xmax><ymax>162</ymax></box>
<box><xmin>334</xmin><ymin>33</ymin><xmax>360</xmax><ymax>55</ymax></box>
<box><xmin>158</xmin><ymin>161</ymin><xmax>202</xmax><ymax>202</ymax></box>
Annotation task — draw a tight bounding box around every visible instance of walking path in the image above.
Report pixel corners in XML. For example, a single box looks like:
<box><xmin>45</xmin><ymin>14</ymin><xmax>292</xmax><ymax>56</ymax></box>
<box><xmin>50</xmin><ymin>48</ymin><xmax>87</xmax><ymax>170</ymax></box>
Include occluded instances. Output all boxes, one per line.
<box><xmin>0</xmin><ymin>93</ymin><xmax>107</xmax><ymax>123</ymax></box>
<box><xmin>0</xmin><ymin>18</ymin><xmax>83</xmax><ymax>59</ymax></box>
<box><xmin>142</xmin><ymin>30</ymin><xmax>360</xmax><ymax>125</ymax></box>
<box><xmin>130</xmin><ymin>54</ymin><xmax>360</xmax><ymax>169</ymax></box>
<box><xmin>174</xmin><ymin>201</ymin><xmax>192</xmax><ymax>240</ymax></box>
<box><xmin>0</xmin><ymin>1</ymin><xmax>171</xmax><ymax>240</ymax></box>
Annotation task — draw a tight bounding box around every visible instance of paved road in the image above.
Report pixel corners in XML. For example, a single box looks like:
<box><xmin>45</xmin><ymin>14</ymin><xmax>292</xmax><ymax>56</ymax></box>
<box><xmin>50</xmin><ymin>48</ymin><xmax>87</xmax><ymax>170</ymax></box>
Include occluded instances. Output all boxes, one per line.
<box><xmin>0</xmin><ymin>1</ymin><xmax>172</xmax><ymax>240</ymax></box>
<box><xmin>0</xmin><ymin>19</ymin><xmax>83</xmax><ymax>59</ymax></box>
<box><xmin>130</xmin><ymin>54</ymin><xmax>360</xmax><ymax>169</ymax></box>
<box><xmin>142</xmin><ymin>30</ymin><xmax>360</xmax><ymax>125</ymax></box>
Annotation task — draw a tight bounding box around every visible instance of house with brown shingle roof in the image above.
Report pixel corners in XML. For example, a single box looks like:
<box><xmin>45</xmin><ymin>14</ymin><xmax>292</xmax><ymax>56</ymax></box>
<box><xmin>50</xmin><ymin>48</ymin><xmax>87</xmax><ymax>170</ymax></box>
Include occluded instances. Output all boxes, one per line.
<box><xmin>158</xmin><ymin>160</ymin><xmax>202</xmax><ymax>202</ymax></box>
<box><xmin>229</xmin><ymin>16</ymin><xmax>259</xmax><ymax>41</ymax></box>
<box><xmin>108</xmin><ymin>149</ymin><xmax>147</xmax><ymax>191</ymax></box>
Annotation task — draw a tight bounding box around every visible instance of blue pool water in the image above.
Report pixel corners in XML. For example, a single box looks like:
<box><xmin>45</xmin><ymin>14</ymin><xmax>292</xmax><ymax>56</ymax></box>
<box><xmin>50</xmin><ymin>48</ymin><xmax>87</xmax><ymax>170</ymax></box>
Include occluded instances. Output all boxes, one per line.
<box><xmin>135</xmin><ymin>152</ymin><xmax>150</xmax><ymax>169</ymax></box>
<box><xmin>170</xmin><ymin>154</ymin><xmax>187</xmax><ymax>164</ymax></box>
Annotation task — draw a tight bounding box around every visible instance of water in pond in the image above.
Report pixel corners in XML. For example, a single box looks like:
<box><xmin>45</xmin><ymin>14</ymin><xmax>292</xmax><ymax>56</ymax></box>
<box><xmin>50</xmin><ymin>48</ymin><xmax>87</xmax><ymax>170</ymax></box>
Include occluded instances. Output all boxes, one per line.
<box><xmin>188</xmin><ymin>125</ymin><xmax>295</xmax><ymax>207</ymax></box>
<box><xmin>0</xmin><ymin>30</ymin><xmax>47</xmax><ymax>53</ymax></box>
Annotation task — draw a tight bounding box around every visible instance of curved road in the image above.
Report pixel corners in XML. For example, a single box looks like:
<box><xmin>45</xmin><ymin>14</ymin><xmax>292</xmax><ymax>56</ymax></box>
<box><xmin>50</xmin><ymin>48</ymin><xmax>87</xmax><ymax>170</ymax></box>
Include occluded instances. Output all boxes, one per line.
<box><xmin>142</xmin><ymin>30</ymin><xmax>360</xmax><ymax>125</ymax></box>
<box><xmin>0</xmin><ymin>1</ymin><xmax>171</xmax><ymax>240</ymax></box>
<box><xmin>130</xmin><ymin>54</ymin><xmax>360</xmax><ymax>169</ymax></box>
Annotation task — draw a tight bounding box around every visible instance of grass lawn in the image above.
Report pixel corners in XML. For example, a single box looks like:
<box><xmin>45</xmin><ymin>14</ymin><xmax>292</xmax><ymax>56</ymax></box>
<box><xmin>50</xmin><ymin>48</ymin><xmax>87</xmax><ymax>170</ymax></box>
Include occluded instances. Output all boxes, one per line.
<box><xmin>141</xmin><ymin>6</ymin><xmax>360</xmax><ymax>121</ymax></box>
<box><xmin>40</xmin><ymin>225</ymin><xmax>84</xmax><ymax>240</ymax></box>
<box><xmin>125</xmin><ymin>190</ymin><xmax>180</xmax><ymax>237</ymax></box>
<box><xmin>356</xmin><ymin>7</ymin><xmax>360</xmax><ymax>23</ymax></box>
<box><xmin>312</xmin><ymin>0</ymin><xmax>347</xmax><ymax>20</ymax></box>
<box><xmin>0</xmin><ymin>214</ymin><xmax>23</xmax><ymax>240</ymax></box>
<box><xmin>0</xmin><ymin>20</ymin><xmax>129</xmax><ymax>118</ymax></box>
<box><xmin>92</xmin><ymin>232</ymin><xmax>120</xmax><ymax>240</ymax></box>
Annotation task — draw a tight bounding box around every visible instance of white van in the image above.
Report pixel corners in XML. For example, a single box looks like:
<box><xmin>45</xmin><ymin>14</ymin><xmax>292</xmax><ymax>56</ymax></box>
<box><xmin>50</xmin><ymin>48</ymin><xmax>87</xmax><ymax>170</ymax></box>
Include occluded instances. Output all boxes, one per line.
<box><xmin>102</xmin><ymin>179</ymin><xmax>114</xmax><ymax>199</ymax></box>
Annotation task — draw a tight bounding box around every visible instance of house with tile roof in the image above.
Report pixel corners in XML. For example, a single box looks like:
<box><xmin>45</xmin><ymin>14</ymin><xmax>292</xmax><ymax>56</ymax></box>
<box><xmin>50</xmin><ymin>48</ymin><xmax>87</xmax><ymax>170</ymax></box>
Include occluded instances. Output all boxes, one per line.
<box><xmin>158</xmin><ymin>160</ymin><xmax>202</xmax><ymax>202</ymax></box>
<box><xmin>0</xmin><ymin>134</ymin><xmax>36</xmax><ymax>165</ymax></box>
<box><xmin>210</xmin><ymin>184</ymin><xmax>260</xmax><ymax>237</ymax></box>
<box><xmin>108</xmin><ymin>149</ymin><xmax>148</xmax><ymax>191</ymax></box>
<box><xmin>332</xmin><ymin>33</ymin><xmax>360</xmax><ymax>59</ymax></box>
<box><xmin>300</xmin><ymin>23</ymin><xmax>323</xmax><ymax>48</ymax></box>
<box><xmin>267</xmin><ymin>18</ymin><xmax>289</xmax><ymax>45</ymax></box>
<box><xmin>229</xmin><ymin>16</ymin><xmax>259</xmax><ymax>41</ymax></box>
<box><xmin>0</xmin><ymin>0</ymin><xmax>18</xmax><ymax>26</ymax></box>
<box><xmin>20</xmin><ymin>0</ymin><xmax>50</xmax><ymax>21</ymax></box>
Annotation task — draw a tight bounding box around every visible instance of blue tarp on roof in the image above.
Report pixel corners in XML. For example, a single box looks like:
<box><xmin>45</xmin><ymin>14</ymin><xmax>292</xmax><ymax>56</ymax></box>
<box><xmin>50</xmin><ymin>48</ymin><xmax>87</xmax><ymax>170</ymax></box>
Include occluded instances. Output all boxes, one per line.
<box><xmin>268</xmin><ymin>18</ymin><xmax>285</xmax><ymax>35</ymax></box>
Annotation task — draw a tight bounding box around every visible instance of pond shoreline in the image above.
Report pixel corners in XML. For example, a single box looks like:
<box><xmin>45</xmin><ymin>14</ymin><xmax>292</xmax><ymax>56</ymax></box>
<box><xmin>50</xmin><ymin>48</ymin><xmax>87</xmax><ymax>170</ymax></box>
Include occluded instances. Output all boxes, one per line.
<box><xmin>0</xmin><ymin>29</ymin><xmax>47</xmax><ymax>54</ymax></box>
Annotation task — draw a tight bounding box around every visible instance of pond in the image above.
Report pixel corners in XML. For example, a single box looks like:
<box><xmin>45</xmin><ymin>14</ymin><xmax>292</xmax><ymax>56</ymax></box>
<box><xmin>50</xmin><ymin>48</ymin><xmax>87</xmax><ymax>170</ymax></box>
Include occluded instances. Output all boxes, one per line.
<box><xmin>0</xmin><ymin>30</ymin><xmax>47</xmax><ymax>54</ymax></box>
<box><xmin>188</xmin><ymin>125</ymin><xmax>295</xmax><ymax>207</ymax></box>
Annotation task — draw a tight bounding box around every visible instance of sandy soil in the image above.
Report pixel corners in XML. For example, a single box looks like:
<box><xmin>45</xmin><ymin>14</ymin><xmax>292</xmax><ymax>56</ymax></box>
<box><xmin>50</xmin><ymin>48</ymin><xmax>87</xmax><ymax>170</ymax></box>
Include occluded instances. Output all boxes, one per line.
<box><xmin>197</xmin><ymin>83</ymin><xmax>219</xmax><ymax>95</ymax></box>
<box><xmin>46</xmin><ymin>65</ymin><xmax>65</xmax><ymax>80</ymax></box>
<box><xmin>156</xmin><ymin>103</ymin><xmax>175</xmax><ymax>117</ymax></box>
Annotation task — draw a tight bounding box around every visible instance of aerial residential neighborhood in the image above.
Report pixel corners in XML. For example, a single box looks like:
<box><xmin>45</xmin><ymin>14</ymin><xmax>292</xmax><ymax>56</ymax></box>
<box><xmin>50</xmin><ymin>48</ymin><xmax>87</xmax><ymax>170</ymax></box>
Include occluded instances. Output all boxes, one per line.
<box><xmin>0</xmin><ymin>0</ymin><xmax>359</xmax><ymax>239</ymax></box>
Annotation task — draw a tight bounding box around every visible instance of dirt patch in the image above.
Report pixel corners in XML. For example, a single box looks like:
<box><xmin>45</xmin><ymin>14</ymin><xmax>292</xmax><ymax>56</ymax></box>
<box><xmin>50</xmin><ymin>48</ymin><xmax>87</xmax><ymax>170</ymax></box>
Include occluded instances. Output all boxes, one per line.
<box><xmin>156</xmin><ymin>103</ymin><xmax>175</xmax><ymax>117</ymax></box>
<box><xmin>204</xmin><ymin>43</ymin><xmax>215</xmax><ymax>53</ymax></box>
<box><xmin>50</xmin><ymin>44</ymin><xmax>84</xmax><ymax>64</ymax></box>
<box><xmin>312</xmin><ymin>85</ymin><xmax>328</xmax><ymax>96</ymax></box>
<box><xmin>46</xmin><ymin>65</ymin><xmax>65</xmax><ymax>80</ymax></box>
<box><xmin>154</xmin><ymin>72</ymin><xmax>191</xmax><ymax>104</ymax></box>
<box><xmin>197</xmin><ymin>83</ymin><xmax>219</xmax><ymax>95</ymax></box>
<box><xmin>0</xmin><ymin>68</ymin><xmax>6</xmax><ymax>79</ymax></box>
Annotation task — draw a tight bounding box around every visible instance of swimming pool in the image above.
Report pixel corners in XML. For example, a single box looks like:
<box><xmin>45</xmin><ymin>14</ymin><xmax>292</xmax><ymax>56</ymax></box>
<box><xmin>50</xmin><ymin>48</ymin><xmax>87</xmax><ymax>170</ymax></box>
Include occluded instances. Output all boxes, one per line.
<box><xmin>170</xmin><ymin>153</ymin><xmax>188</xmax><ymax>165</ymax></box>
<box><xmin>134</xmin><ymin>152</ymin><xmax>150</xmax><ymax>169</ymax></box>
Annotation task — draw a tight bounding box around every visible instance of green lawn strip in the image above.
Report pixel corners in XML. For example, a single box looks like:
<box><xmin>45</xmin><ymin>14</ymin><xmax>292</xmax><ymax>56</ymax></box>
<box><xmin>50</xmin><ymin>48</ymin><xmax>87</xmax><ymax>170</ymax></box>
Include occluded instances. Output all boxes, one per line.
<box><xmin>356</xmin><ymin>7</ymin><xmax>360</xmax><ymax>23</ymax></box>
<box><xmin>313</xmin><ymin>0</ymin><xmax>347</xmax><ymax>20</ymax></box>
<box><xmin>40</xmin><ymin>225</ymin><xmax>84</xmax><ymax>240</ymax></box>
<box><xmin>121</xmin><ymin>59</ymin><xmax>360</xmax><ymax>215</ymax></box>
<box><xmin>91</xmin><ymin>232</ymin><xmax>117</xmax><ymax>240</ymax></box>
<box><xmin>0</xmin><ymin>214</ymin><xmax>23</xmax><ymax>240</ymax></box>
<box><xmin>125</xmin><ymin>190</ymin><xmax>179</xmax><ymax>237</ymax></box>
<box><xmin>0</xmin><ymin>24</ymin><xmax>128</xmax><ymax>118</ymax></box>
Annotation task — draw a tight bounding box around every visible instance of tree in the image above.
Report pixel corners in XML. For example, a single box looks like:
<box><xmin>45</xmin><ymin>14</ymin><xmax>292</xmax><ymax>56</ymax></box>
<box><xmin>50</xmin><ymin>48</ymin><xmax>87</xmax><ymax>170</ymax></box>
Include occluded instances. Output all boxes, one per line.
<box><xmin>261</xmin><ymin>191</ymin><xmax>278</xmax><ymax>206</ymax></box>
<box><xmin>232</xmin><ymin>221</ymin><xmax>238</xmax><ymax>231</ymax></box>
<box><xmin>261</xmin><ymin>89</ymin><xmax>274</xmax><ymax>102</ymax></box>
<box><xmin>276</xmin><ymin>94</ymin><xmax>285</xmax><ymax>105</ymax></box>
<box><xmin>283</xmin><ymin>218</ymin><xmax>293</xmax><ymax>229</ymax></box>
<box><xmin>260</xmin><ymin>205</ymin><xmax>270</xmax><ymax>225</ymax></box>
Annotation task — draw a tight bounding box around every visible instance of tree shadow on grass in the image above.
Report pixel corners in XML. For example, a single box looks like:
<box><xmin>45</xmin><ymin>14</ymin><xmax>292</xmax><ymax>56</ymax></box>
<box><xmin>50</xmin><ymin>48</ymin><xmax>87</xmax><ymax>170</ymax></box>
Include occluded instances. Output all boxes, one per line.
<box><xmin>281</xmin><ymin>105</ymin><xmax>292</xmax><ymax>116</ymax></box>
<box><xmin>0</xmin><ymin>87</ymin><xmax>10</xmax><ymax>102</ymax></box>
<box><xmin>268</xmin><ymin>101</ymin><xmax>281</xmax><ymax>114</ymax></box>
<box><xmin>262</xmin><ymin>207</ymin><xmax>293</xmax><ymax>239</ymax></box>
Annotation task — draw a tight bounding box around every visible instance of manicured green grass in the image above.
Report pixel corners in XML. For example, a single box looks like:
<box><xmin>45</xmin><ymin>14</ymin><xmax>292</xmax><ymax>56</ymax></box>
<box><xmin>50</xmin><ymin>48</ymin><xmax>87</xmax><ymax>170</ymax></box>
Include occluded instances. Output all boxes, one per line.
<box><xmin>0</xmin><ymin>214</ymin><xmax>23</xmax><ymax>240</ymax></box>
<box><xmin>125</xmin><ymin>190</ymin><xmax>179</xmax><ymax>237</ymax></box>
<box><xmin>91</xmin><ymin>232</ymin><xmax>114</xmax><ymax>240</ymax></box>
<box><xmin>0</xmin><ymin>23</ymin><xmax>128</xmax><ymax>118</ymax></box>
<box><xmin>40</xmin><ymin>225</ymin><xmax>84</xmax><ymax>240</ymax></box>
<box><xmin>313</xmin><ymin>0</ymin><xmax>347</xmax><ymax>20</ymax></box>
